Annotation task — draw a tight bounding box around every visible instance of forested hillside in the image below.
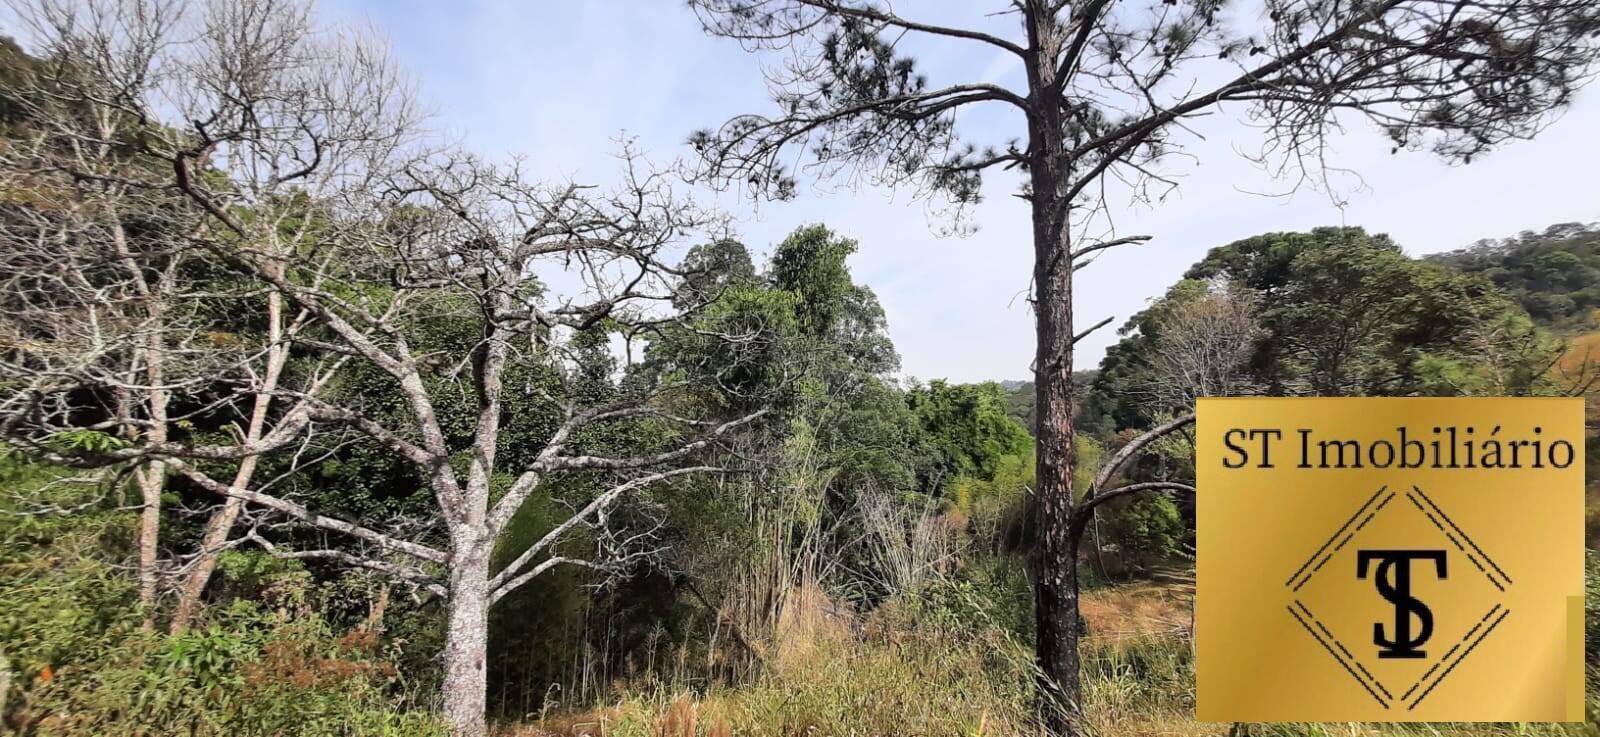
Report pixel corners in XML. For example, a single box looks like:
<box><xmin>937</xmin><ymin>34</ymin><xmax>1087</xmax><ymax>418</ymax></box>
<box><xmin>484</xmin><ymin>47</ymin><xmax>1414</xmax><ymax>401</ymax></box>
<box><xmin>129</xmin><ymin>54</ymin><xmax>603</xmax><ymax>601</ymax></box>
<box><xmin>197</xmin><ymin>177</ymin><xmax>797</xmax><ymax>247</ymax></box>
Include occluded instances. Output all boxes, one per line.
<box><xmin>0</xmin><ymin>2</ymin><xmax>1597</xmax><ymax>737</ymax></box>
<box><xmin>1081</xmin><ymin>225</ymin><xmax>1600</xmax><ymax>551</ymax></box>
<box><xmin>1009</xmin><ymin>223</ymin><xmax>1600</xmax><ymax>426</ymax></box>
<box><xmin>1427</xmin><ymin>223</ymin><xmax>1600</xmax><ymax>332</ymax></box>
<box><xmin>1093</xmin><ymin>227</ymin><xmax>1565</xmax><ymax>416</ymax></box>
<box><xmin>1424</xmin><ymin>223</ymin><xmax>1600</xmax><ymax>489</ymax></box>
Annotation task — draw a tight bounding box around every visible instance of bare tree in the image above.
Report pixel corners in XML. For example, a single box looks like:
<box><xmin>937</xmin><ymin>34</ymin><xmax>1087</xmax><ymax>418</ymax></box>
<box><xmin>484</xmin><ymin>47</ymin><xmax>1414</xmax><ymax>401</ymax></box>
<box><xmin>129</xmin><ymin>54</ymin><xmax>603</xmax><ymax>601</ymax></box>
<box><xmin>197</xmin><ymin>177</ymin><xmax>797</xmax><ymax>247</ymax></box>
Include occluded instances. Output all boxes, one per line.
<box><xmin>175</xmin><ymin>154</ymin><xmax>760</xmax><ymax>737</ymax></box>
<box><xmin>151</xmin><ymin>0</ymin><xmax>428</xmax><ymax>633</ymax></box>
<box><xmin>685</xmin><ymin>0</ymin><xmax>1600</xmax><ymax>731</ymax></box>
<box><xmin>0</xmin><ymin>4</ymin><xmax>766</xmax><ymax>736</ymax></box>
<box><xmin>0</xmin><ymin>0</ymin><xmax>212</xmax><ymax>623</ymax></box>
<box><xmin>0</xmin><ymin>0</ymin><xmax>425</xmax><ymax>631</ymax></box>
<box><xmin>1137</xmin><ymin>280</ymin><xmax>1263</xmax><ymax>409</ymax></box>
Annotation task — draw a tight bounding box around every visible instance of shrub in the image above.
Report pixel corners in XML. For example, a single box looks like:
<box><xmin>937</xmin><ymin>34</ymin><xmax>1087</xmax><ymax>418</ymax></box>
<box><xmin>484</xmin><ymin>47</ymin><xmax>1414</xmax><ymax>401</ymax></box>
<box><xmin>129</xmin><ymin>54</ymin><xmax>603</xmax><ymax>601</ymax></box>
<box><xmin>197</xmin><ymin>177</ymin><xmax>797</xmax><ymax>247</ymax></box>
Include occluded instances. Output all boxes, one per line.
<box><xmin>8</xmin><ymin>591</ymin><xmax>445</xmax><ymax>736</ymax></box>
<box><xmin>0</xmin><ymin>458</ymin><xmax>443</xmax><ymax>736</ymax></box>
<box><xmin>913</xmin><ymin>553</ymin><xmax>1033</xmax><ymax>643</ymax></box>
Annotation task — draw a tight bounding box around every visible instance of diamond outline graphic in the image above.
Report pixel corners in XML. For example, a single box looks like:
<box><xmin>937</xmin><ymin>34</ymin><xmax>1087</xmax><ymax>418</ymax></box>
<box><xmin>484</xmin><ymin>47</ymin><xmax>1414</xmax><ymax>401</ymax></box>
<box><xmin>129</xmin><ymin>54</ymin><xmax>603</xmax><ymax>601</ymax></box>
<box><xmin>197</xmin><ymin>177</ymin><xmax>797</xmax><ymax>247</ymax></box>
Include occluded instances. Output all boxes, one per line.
<box><xmin>1283</xmin><ymin>485</ymin><xmax>1511</xmax><ymax>710</ymax></box>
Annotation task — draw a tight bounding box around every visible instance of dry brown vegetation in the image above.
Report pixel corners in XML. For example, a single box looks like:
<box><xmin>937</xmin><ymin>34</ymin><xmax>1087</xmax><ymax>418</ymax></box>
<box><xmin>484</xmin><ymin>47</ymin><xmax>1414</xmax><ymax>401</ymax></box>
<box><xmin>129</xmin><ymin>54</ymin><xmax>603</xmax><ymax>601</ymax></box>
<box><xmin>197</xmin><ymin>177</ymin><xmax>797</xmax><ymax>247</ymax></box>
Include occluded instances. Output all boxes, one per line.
<box><xmin>505</xmin><ymin>581</ymin><xmax>1593</xmax><ymax>737</ymax></box>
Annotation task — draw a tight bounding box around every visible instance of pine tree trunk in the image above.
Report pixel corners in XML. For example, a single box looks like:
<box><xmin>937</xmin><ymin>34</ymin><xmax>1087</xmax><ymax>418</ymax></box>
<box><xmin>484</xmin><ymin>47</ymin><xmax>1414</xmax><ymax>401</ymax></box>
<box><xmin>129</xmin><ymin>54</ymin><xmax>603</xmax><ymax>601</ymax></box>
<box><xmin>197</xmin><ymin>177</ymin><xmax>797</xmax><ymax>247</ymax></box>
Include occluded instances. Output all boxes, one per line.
<box><xmin>441</xmin><ymin>546</ymin><xmax>491</xmax><ymax>737</ymax></box>
<box><xmin>1024</xmin><ymin>16</ymin><xmax>1083</xmax><ymax>725</ymax></box>
<box><xmin>1030</xmin><ymin>194</ymin><xmax>1083</xmax><ymax>734</ymax></box>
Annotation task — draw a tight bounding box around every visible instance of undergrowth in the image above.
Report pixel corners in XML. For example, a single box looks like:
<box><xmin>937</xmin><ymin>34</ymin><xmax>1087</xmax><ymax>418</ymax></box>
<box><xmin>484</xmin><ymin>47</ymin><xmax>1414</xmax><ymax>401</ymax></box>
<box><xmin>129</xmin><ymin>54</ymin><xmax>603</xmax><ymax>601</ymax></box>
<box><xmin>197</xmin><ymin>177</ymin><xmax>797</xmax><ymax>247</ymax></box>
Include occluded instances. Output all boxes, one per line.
<box><xmin>0</xmin><ymin>459</ymin><xmax>446</xmax><ymax>736</ymax></box>
<box><xmin>3</xmin><ymin>455</ymin><xmax>1595</xmax><ymax>736</ymax></box>
<box><xmin>512</xmin><ymin>575</ymin><xmax>1600</xmax><ymax>737</ymax></box>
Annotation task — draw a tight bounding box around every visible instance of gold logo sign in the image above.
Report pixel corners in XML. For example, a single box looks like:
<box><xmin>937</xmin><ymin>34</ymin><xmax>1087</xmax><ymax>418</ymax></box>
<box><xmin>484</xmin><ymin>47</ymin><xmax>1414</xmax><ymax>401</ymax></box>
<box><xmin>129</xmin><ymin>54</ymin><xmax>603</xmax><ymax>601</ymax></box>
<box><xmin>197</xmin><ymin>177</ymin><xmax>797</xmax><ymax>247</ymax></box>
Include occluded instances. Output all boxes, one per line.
<box><xmin>1196</xmin><ymin>398</ymin><xmax>1585</xmax><ymax>722</ymax></box>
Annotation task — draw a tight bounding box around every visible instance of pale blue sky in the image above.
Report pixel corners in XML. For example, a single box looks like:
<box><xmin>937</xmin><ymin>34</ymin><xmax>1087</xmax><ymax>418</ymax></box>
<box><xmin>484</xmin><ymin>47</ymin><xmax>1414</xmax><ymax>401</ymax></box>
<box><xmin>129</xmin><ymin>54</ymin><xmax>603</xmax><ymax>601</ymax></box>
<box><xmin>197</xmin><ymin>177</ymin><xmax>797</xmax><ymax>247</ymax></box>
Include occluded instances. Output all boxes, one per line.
<box><xmin>322</xmin><ymin>1</ymin><xmax>1600</xmax><ymax>383</ymax></box>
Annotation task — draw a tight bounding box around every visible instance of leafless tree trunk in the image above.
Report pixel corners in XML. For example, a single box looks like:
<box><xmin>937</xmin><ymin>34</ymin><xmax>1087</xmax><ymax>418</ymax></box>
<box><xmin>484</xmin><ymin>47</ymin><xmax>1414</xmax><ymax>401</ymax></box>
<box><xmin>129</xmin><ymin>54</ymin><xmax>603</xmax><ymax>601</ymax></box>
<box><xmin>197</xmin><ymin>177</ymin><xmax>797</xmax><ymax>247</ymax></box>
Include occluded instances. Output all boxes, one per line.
<box><xmin>127</xmin><ymin>222</ymin><xmax>179</xmax><ymax>626</ymax></box>
<box><xmin>133</xmin><ymin>388</ymin><xmax>167</xmax><ymax>626</ymax></box>
<box><xmin>171</xmin><ymin>273</ymin><xmax>299</xmax><ymax>631</ymax></box>
<box><xmin>128</xmin><ymin>261</ymin><xmax>173</xmax><ymax>627</ymax></box>
<box><xmin>442</xmin><ymin>543</ymin><xmax>492</xmax><ymax>733</ymax></box>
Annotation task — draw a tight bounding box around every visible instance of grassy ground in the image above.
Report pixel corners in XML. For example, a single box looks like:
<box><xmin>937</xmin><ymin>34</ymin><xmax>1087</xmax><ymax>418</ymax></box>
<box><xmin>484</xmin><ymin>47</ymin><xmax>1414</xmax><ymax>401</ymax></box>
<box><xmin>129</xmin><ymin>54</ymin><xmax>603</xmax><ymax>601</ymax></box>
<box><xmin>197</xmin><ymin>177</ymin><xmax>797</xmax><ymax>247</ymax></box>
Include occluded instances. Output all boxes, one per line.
<box><xmin>507</xmin><ymin>582</ymin><xmax>1597</xmax><ymax>737</ymax></box>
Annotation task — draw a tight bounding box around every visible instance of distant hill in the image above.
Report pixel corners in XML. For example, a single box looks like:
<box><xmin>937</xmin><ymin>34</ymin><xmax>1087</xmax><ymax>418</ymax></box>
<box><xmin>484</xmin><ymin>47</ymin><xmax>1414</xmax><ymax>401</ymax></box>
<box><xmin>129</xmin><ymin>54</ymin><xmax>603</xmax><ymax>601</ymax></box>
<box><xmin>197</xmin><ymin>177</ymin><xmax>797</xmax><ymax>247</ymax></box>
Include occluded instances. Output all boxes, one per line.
<box><xmin>1373</xmin><ymin>222</ymin><xmax>1598</xmax><ymax>533</ymax></box>
<box><xmin>1426</xmin><ymin>221</ymin><xmax>1600</xmax><ymax>332</ymax></box>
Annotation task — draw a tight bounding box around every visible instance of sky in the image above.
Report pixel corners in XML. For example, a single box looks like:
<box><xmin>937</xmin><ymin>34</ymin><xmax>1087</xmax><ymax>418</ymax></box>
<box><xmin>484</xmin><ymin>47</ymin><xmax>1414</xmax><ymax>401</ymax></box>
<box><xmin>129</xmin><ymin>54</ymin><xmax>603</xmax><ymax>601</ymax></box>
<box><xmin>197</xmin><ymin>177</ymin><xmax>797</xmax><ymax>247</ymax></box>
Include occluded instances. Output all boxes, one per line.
<box><xmin>319</xmin><ymin>1</ymin><xmax>1600</xmax><ymax>384</ymax></box>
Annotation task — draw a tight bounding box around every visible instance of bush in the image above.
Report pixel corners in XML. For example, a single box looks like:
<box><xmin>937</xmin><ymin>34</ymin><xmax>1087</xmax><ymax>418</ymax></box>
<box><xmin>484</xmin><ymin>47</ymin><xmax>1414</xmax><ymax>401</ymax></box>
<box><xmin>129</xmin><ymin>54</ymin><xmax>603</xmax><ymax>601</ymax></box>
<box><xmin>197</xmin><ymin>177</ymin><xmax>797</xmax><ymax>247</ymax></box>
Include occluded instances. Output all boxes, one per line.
<box><xmin>5</xmin><ymin>584</ymin><xmax>444</xmax><ymax>736</ymax></box>
<box><xmin>0</xmin><ymin>458</ymin><xmax>444</xmax><ymax>736</ymax></box>
<box><xmin>1</xmin><ymin>560</ymin><xmax>445</xmax><ymax>736</ymax></box>
<box><xmin>913</xmin><ymin>553</ymin><xmax>1033</xmax><ymax>643</ymax></box>
<box><xmin>1096</xmin><ymin>493</ymin><xmax>1187</xmax><ymax>569</ymax></box>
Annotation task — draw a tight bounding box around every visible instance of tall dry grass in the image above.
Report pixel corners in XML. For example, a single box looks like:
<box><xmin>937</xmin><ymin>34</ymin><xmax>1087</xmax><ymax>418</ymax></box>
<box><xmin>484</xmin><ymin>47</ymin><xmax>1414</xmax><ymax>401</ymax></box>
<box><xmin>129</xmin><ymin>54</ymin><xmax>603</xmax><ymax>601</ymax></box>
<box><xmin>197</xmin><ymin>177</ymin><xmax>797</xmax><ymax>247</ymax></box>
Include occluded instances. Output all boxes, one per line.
<box><xmin>508</xmin><ymin>582</ymin><xmax>1031</xmax><ymax>736</ymax></box>
<box><xmin>511</xmin><ymin>582</ymin><xmax>1597</xmax><ymax>737</ymax></box>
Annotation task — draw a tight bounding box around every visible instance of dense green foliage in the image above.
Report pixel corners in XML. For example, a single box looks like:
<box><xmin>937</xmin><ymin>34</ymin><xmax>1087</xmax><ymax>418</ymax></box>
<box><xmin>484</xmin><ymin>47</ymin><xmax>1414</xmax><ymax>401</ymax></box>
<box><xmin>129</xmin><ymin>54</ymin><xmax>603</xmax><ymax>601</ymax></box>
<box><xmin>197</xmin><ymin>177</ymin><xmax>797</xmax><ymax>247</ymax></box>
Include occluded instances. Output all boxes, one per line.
<box><xmin>1429</xmin><ymin>222</ymin><xmax>1600</xmax><ymax>331</ymax></box>
<box><xmin>1094</xmin><ymin>227</ymin><xmax>1561</xmax><ymax>429</ymax></box>
<box><xmin>5</xmin><ymin>218</ymin><xmax>1597</xmax><ymax>735</ymax></box>
<box><xmin>907</xmin><ymin>380</ymin><xmax>1032</xmax><ymax>486</ymax></box>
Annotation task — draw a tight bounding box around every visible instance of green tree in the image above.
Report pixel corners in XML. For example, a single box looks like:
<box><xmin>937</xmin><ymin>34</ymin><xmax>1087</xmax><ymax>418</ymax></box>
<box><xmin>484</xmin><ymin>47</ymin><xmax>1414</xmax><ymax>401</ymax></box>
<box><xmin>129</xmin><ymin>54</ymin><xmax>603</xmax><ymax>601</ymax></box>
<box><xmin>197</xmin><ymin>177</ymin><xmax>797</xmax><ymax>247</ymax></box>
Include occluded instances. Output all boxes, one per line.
<box><xmin>1428</xmin><ymin>222</ymin><xmax>1600</xmax><ymax>330</ymax></box>
<box><xmin>1097</xmin><ymin>227</ymin><xmax>1555</xmax><ymax>429</ymax></box>
<box><xmin>907</xmin><ymin>381</ymin><xmax>1032</xmax><ymax>489</ymax></box>
<box><xmin>641</xmin><ymin>225</ymin><xmax>929</xmax><ymax>635</ymax></box>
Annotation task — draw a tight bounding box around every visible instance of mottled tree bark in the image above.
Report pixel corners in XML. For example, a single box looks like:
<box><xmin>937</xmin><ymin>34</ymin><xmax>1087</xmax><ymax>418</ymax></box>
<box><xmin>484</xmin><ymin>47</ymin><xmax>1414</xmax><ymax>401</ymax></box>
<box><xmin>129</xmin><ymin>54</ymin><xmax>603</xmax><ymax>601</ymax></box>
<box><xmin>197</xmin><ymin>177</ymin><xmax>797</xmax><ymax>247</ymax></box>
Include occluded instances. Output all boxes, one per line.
<box><xmin>439</xmin><ymin>307</ymin><xmax>505</xmax><ymax>737</ymax></box>
<box><xmin>441</xmin><ymin>545</ymin><xmax>491</xmax><ymax>737</ymax></box>
<box><xmin>135</xmin><ymin>438</ymin><xmax>166</xmax><ymax>629</ymax></box>
<box><xmin>132</xmin><ymin>243</ymin><xmax>170</xmax><ymax>631</ymax></box>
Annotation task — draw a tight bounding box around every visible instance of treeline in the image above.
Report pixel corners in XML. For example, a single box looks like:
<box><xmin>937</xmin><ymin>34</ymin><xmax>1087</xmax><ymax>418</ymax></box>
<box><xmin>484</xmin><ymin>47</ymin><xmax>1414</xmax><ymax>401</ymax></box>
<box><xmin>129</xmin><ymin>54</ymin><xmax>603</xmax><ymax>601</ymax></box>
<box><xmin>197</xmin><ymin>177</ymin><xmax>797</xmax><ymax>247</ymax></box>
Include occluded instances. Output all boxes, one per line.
<box><xmin>1427</xmin><ymin>222</ymin><xmax>1600</xmax><ymax>331</ymax></box>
